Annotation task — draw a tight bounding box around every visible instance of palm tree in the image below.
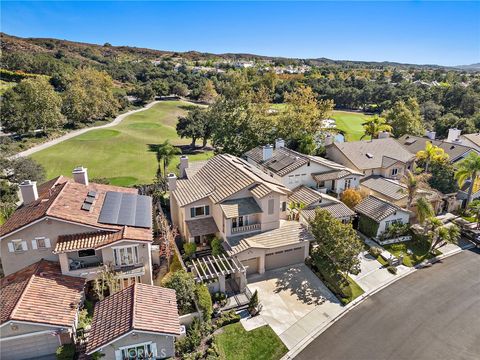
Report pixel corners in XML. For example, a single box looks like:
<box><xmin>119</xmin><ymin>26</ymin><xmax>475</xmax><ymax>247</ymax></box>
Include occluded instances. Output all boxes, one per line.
<box><xmin>468</xmin><ymin>199</ymin><xmax>480</xmax><ymax>229</ymax></box>
<box><xmin>425</xmin><ymin>217</ymin><xmax>460</xmax><ymax>252</ymax></box>
<box><xmin>415</xmin><ymin>196</ymin><xmax>435</xmax><ymax>225</ymax></box>
<box><xmin>156</xmin><ymin>140</ymin><xmax>181</xmax><ymax>178</ymax></box>
<box><xmin>455</xmin><ymin>152</ymin><xmax>480</xmax><ymax>207</ymax></box>
<box><xmin>398</xmin><ymin>170</ymin><xmax>431</xmax><ymax>210</ymax></box>
<box><xmin>360</xmin><ymin>115</ymin><xmax>392</xmax><ymax>140</ymax></box>
<box><xmin>416</xmin><ymin>141</ymin><xmax>449</xmax><ymax>172</ymax></box>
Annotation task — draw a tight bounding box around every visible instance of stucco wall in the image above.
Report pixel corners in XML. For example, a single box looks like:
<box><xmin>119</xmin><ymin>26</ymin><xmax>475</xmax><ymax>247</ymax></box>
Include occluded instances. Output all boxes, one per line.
<box><xmin>1</xmin><ymin>218</ymin><xmax>101</xmax><ymax>276</ymax></box>
<box><xmin>377</xmin><ymin>211</ymin><xmax>410</xmax><ymax>237</ymax></box>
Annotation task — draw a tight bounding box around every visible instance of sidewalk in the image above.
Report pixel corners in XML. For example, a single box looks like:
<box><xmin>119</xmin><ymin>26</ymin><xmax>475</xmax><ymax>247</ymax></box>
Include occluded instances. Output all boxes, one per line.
<box><xmin>280</xmin><ymin>239</ymin><xmax>475</xmax><ymax>359</ymax></box>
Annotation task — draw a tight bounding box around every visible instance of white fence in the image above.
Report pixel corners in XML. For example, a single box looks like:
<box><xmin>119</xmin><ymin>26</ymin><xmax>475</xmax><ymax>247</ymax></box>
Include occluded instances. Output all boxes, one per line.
<box><xmin>376</xmin><ymin>235</ymin><xmax>412</xmax><ymax>245</ymax></box>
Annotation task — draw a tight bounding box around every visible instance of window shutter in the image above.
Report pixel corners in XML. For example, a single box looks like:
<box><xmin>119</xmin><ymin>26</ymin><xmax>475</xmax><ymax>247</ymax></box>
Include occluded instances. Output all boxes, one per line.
<box><xmin>45</xmin><ymin>238</ymin><xmax>51</xmax><ymax>248</ymax></box>
<box><xmin>190</xmin><ymin>208</ymin><xmax>195</xmax><ymax>218</ymax></box>
<box><xmin>32</xmin><ymin>239</ymin><xmax>38</xmax><ymax>250</ymax></box>
<box><xmin>205</xmin><ymin>206</ymin><xmax>210</xmax><ymax>216</ymax></box>
<box><xmin>21</xmin><ymin>241</ymin><xmax>28</xmax><ymax>251</ymax></box>
<box><xmin>114</xmin><ymin>350</ymin><xmax>122</xmax><ymax>360</ymax></box>
<box><xmin>8</xmin><ymin>243</ymin><xmax>14</xmax><ymax>252</ymax></box>
<box><xmin>150</xmin><ymin>343</ymin><xmax>158</xmax><ymax>357</ymax></box>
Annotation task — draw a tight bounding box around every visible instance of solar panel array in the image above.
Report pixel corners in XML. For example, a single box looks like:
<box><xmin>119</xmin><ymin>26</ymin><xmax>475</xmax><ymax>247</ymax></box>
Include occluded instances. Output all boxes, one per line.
<box><xmin>98</xmin><ymin>191</ymin><xmax>152</xmax><ymax>228</ymax></box>
<box><xmin>81</xmin><ymin>191</ymin><xmax>97</xmax><ymax>211</ymax></box>
<box><xmin>267</xmin><ymin>154</ymin><xmax>296</xmax><ymax>172</ymax></box>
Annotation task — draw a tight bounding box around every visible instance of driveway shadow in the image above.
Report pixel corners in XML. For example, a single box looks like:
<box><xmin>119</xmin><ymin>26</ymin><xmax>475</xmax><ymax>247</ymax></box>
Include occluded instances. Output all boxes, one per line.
<box><xmin>273</xmin><ymin>266</ymin><xmax>327</xmax><ymax>306</ymax></box>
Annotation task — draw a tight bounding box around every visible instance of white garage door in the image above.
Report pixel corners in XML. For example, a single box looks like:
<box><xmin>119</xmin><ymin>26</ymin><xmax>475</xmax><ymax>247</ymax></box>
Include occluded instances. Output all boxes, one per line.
<box><xmin>265</xmin><ymin>246</ymin><xmax>305</xmax><ymax>270</ymax></box>
<box><xmin>0</xmin><ymin>332</ymin><xmax>60</xmax><ymax>360</ymax></box>
<box><xmin>242</xmin><ymin>257</ymin><xmax>259</xmax><ymax>275</ymax></box>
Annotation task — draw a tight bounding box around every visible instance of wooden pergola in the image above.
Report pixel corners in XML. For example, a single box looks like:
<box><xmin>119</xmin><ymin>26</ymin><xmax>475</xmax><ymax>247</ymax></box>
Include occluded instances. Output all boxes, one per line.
<box><xmin>190</xmin><ymin>254</ymin><xmax>246</xmax><ymax>282</ymax></box>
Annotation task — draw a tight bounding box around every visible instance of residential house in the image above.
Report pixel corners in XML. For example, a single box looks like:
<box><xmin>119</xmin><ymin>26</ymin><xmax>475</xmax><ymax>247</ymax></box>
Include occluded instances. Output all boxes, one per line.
<box><xmin>397</xmin><ymin>132</ymin><xmax>477</xmax><ymax>164</ymax></box>
<box><xmin>289</xmin><ymin>185</ymin><xmax>355</xmax><ymax>224</ymax></box>
<box><xmin>0</xmin><ymin>167</ymin><xmax>154</xmax><ymax>288</ymax></box>
<box><xmin>86</xmin><ymin>283</ymin><xmax>180</xmax><ymax>359</ymax></box>
<box><xmin>326</xmin><ymin>138</ymin><xmax>415</xmax><ymax>179</ymax></box>
<box><xmin>458</xmin><ymin>133</ymin><xmax>480</xmax><ymax>152</ymax></box>
<box><xmin>169</xmin><ymin>154</ymin><xmax>313</xmax><ymax>275</ymax></box>
<box><xmin>0</xmin><ymin>260</ymin><xmax>85</xmax><ymax>360</ymax></box>
<box><xmin>244</xmin><ymin>139</ymin><xmax>363</xmax><ymax>195</ymax></box>
<box><xmin>360</xmin><ymin>176</ymin><xmax>443</xmax><ymax>216</ymax></box>
<box><xmin>355</xmin><ymin>196</ymin><xmax>411</xmax><ymax>239</ymax></box>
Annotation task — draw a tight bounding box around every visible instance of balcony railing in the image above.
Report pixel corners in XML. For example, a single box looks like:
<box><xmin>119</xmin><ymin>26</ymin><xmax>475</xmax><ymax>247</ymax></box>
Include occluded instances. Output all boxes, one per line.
<box><xmin>231</xmin><ymin>223</ymin><xmax>261</xmax><ymax>234</ymax></box>
<box><xmin>69</xmin><ymin>260</ymin><xmax>102</xmax><ymax>271</ymax></box>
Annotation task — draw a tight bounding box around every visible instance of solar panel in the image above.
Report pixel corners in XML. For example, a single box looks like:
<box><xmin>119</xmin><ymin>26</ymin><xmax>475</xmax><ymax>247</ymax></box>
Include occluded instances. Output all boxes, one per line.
<box><xmin>87</xmin><ymin>191</ymin><xmax>97</xmax><ymax>198</ymax></box>
<box><xmin>98</xmin><ymin>191</ymin><xmax>152</xmax><ymax>228</ymax></box>
<box><xmin>84</xmin><ymin>196</ymin><xmax>95</xmax><ymax>204</ymax></box>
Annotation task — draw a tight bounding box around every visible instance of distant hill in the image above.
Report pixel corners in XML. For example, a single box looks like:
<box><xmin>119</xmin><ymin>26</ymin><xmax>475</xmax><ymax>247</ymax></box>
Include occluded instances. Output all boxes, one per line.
<box><xmin>456</xmin><ymin>63</ymin><xmax>480</xmax><ymax>71</ymax></box>
<box><xmin>0</xmin><ymin>32</ymin><xmax>461</xmax><ymax>71</ymax></box>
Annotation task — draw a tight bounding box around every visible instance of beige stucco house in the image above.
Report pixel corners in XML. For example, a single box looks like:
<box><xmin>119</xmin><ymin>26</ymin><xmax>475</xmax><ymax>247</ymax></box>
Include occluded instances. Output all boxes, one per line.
<box><xmin>244</xmin><ymin>139</ymin><xmax>363</xmax><ymax>195</ymax></box>
<box><xmin>169</xmin><ymin>154</ymin><xmax>313</xmax><ymax>276</ymax></box>
<box><xmin>86</xmin><ymin>283</ymin><xmax>180</xmax><ymax>359</ymax></box>
<box><xmin>0</xmin><ymin>167</ymin><xmax>154</xmax><ymax>288</ymax></box>
<box><xmin>0</xmin><ymin>260</ymin><xmax>85</xmax><ymax>360</ymax></box>
<box><xmin>326</xmin><ymin>138</ymin><xmax>415</xmax><ymax>179</ymax></box>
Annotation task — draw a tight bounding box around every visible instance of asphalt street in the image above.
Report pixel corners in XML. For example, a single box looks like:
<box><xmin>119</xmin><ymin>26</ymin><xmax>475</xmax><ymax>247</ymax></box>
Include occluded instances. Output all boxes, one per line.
<box><xmin>296</xmin><ymin>248</ymin><xmax>480</xmax><ymax>360</ymax></box>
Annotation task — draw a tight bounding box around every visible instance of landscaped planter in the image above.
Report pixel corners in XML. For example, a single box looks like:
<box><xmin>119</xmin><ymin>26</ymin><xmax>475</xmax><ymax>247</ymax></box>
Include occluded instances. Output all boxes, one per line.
<box><xmin>375</xmin><ymin>235</ymin><xmax>412</xmax><ymax>245</ymax></box>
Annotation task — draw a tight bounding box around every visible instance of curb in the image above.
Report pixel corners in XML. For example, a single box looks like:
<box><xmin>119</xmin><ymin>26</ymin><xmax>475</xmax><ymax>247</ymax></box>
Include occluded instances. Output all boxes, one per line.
<box><xmin>281</xmin><ymin>245</ymin><xmax>474</xmax><ymax>359</ymax></box>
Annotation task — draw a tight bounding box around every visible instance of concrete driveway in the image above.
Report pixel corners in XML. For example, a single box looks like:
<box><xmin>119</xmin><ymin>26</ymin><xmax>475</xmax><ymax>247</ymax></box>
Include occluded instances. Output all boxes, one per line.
<box><xmin>247</xmin><ymin>264</ymin><xmax>342</xmax><ymax>349</ymax></box>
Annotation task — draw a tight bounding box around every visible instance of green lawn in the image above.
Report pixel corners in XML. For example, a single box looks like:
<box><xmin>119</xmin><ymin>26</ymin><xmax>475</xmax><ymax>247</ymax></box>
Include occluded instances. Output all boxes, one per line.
<box><xmin>269</xmin><ymin>104</ymin><xmax>371</xmax><ymax>142</ymax></box>
<box><xmin>31</xmin><ymin>101</ymin><xmax>213</xmax><ymax>186</ymax></box>
<box><xmin>331</xmin><ymin>111</ymin><xmax>372</xmax><ymax>141</ymax></box>
<box><xmin>383</xmin><ymin>241</ymin><xmax>441</xmax><ymax>267</ymax></box>
<box><xmin>214</xmin><ymin>323</ymin><xmax>288</xmax><ymax>360</ymax></box>
<box><xmin>0</xmin><ymin>80</ymin><xmax>16</xmax><ymax>95</ymax></box>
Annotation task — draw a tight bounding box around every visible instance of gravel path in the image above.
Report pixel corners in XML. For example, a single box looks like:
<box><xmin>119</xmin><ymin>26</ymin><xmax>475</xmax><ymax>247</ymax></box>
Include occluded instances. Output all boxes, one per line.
<box><xmin>9</xmin><ymin>100</ymin><xmax>161</xmax><ymax>159</ymax></box>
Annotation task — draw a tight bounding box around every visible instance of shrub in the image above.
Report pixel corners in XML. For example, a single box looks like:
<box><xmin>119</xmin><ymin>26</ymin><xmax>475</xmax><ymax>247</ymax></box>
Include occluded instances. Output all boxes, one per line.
<box><xmin>216</xmin><ymin>310</ymin><xmax>240</xmax><ymax>328</ymax></box>
<box><xmin>368</xmin><ymin>246</ymin><xmax>382</xmax><ymax>258</ymax></box>
<box><xmin>387</xmin><ymin>266</ymin><xmax>397</xmax><ymax>275</ymax></box>
<box><xmin>183</xmin><ymin>242</ymin><xmax>197</xmax><ymax>258</ymax></box>
<box><xmin>211</xmin><ymin>237</ymin><xmax>224</xmax><ymax>256</ymax></box>
<box><xmin>248</xmin><ymin>290</ymin><xmax>259</xmax><ymax>313</ymax></box>
<box><xmin>56</xmin><ymin>344</ymin><xmax>75</xmax><ymax>360</ymax></box>
<box><xmin>196</xmin><ymin>284</ymin><xmax>213</xmax><ymax>320</ymax></box>
<box><xmin>162</xmin><ymin>270</ymin><xmax>196</xmax><ymax>314</ymax></box>
<box><xmin>340</xmin><ymin>188</ymin><xmax>364</xmax><ymax>209</ymax></box>
<box><xmin>358</xmin><ymin>215</ymin><xmax>380</xmax><ymax>238</ymax></box>
<box><xmin>169</xmin><ymin>253</ymin><xmax>183</xmax><ymax>272</ymax></box>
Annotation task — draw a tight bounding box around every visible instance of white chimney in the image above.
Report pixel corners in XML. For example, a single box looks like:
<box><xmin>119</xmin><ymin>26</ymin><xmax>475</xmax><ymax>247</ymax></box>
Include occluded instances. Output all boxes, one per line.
<box><xmin>167</xmin><ymin>173</ymin><xmax>177</xmax><ymax>191</ymax></box>
<box><xmin>425</xmin><ymin>130</ymin><xmax>436</xmax><ymax>140</ymax></box>
<box><xmin>72</xmin><ymin>167</ymin><xmax>89</xmax><ymax>186</ymax></box>
<box><xmin>275</xmin><ymin>138</ymin><xmax>285</xmax><ymax>149</ymax></box>
<box><xmin>262</xmin><ymin>145</ymin><xmax>273</xmax><ymax>161</ymax></box>
<box><xmin>179</xmin><ymin>155</ymin><xmax>189</xmax><ymax>178</ymax></box>
<box><xmin>20</xmin><ymin>180</ymin><xmax>38</xmax><ymax>205</ymax></box>
<box><xmin>324</xmin><ymin>134</ymin><xmax>334</xmax><ymax>146</ymax></box>
<box><xmin>378</xmin><ymin>131</ymin><xmax>390</xmax><ymax>139</ymax></box>
<box><xmin>447</xmin><ymin>128</ymin><xmax>462</xmax><ymax>143</ymax></box>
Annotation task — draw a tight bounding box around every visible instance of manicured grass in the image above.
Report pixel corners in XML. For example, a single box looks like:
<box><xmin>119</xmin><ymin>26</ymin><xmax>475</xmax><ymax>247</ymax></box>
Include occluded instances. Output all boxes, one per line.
<box><xmin>31</xmin><ymin>101</ymin><xmax>213</xmax><ymax>186</ymax></box>
<box><xmin>0</xmin><ymin>80</ymin><xmax>16</xmax><ymax>95</ymax></box>
<box><xmin>331</xmin><ymin>111</ymin><xmax>373</xmax><ymax>141</ymax></box>
<box><xmin>215</xmin><ymin>323</ymin><xmax>287</xmax><ymax>360</ymax></box>
<box><xmin>383</xmin><ymin>241</ymin><xmax>441</xmax><ymax>267</ymax></box>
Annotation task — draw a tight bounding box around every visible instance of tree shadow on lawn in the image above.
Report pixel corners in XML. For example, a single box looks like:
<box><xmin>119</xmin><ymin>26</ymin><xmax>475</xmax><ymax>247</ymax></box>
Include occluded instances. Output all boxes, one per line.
<box><xmin>147</xmin><ymin>143</ymin><xmax>212</xmax><ymax>156</ymax></box>
<box><xmin>272</xmin><ymin>267</ymin><xmax>327</xmax><ymax>306</ymax></box>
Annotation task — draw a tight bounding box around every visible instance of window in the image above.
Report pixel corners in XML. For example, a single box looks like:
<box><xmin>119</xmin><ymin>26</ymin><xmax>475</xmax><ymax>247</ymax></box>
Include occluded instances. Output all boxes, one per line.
<box><xmin>268</xmin><ymin>199</ymin><xmax>275</xmax><ymax>215</ymax></box>
<box><xmin>288</xmin><ymin>175</ymin><xmax>294</xmax><ymax>184</ymax></box>
<box><xmin>391</xmin><ymin>168</ymin><xmax>399</xmax><ymax>176</ymax></box>
<box><xmin>32</xmin><ymin>237</ymin><xmax>51</xmax><ymax>250</ymax></box>
<box><xmin>78</xmin><ymin>249</ymin><xmax>96</xmax><ymax>257</ymax></box>
<box><xmin>113</xmin><ymin>246</ymin><xmax>139</xmax><ymax>266</ymax></box>
<box><xmin>119</xmin><ymin>342</ymin><xmax>156</xmax><ymax>359</ymax></box>
<box><xmin>317</xmin><ymin>180</ymin><xmax>326</xmax><ymax>188</ymax></box>
<box><xmin>282</xmin><ymin>201</ymin><xmax>287</xmax><ymax>212</ymax></box>
<box><xmin>344</xmin><ymin>178</ymin><xmax>352</xmax><ymax>189</ymax></box>
<box><xmin>190</xmin><ymin>205</ymin><xmax>210</xmax><ymax>218</ymax></box>
<box><xmin>385</xmin><ymin>219</ymin><xmax>402</xmax><ymax>229</ymax></box>
<box><xmin>232</xmin><ymin>216</ymin><xmax>249</xmax><ymax>229</ymax></box>
<box><xmin>8</xmin><ymin>240</ymin><xmax>27</xmax><ymax>253</ymax></box>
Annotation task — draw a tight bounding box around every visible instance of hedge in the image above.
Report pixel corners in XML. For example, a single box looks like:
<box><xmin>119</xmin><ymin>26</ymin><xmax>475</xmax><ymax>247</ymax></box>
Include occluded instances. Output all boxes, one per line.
<box><xmin>196</xmin><ymin>283</ymin><xmax>213</xmax><ymax>320</ymax></box>
<box><xmin>358</xmin><ymin>215</ymin><xmax>379</xmax><ymax>238</ymax></box>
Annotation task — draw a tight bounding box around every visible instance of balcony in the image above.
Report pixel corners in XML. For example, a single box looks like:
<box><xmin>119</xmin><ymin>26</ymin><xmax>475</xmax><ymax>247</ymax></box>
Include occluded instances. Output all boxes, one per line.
<box><xmin>231</xmin><ymin>223</ymin><xmax>261</xmax><ymax>234</ymax></box>
<box><xmin>114</xmin><ymin>263</ymin><xmax>145</xmax><ymax>277</ymax></box>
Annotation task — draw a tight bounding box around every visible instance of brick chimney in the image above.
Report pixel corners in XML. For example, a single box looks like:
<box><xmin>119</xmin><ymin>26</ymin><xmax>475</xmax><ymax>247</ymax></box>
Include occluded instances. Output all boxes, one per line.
<box><xmin>20</xmin><ymin>180</ymin><xmax>38</xmax><ymax>205</ymax></box>
<box><xmin>72</xmin><ymin>167</ymin><xmax>89</xmax><ymax>186</ymax></box>
<box><xmin>179</xmin><ymin>155</ymin><xmax>189</xmax><ymax>178</ymax></box>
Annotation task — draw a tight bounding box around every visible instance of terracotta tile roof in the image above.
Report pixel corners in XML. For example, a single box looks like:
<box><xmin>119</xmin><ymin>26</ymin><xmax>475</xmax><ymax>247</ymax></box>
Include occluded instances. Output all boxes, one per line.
<box><xmin>289</xmin><ymin>186</ymin><xmax>323</xmax><ymax>206</ymax></box>
<box><xmin>302</xmin><ymin>203</ymin><xmax>355</xmax><ymax>220</ymax></box>
<box><xmin>224</xmin><ymin>221</ymin><xmax>313</xmax><ymax>255</ymax></box>
<box><xmin>173</xmin><ymin>154</ymin><xmax>289</xmax><ymax>207</ymax></box>
<box><xmin>86</xmin><ymin>283</ymin><xmax>180</xmax><ymax>354</ymax></box>
<box><xmin>0</xmin><ymin>176</ymin><xmax>152</xmax><ymax>241</ymax></box>
<box><xmin>312</xmin><ymin>168</ymin><xmax>362</xmax><ymax>182</ymax></box>
<box><xmin>0</xmin><ymin>260</ymin><xmax>85</xmax><ymax>327</ymax></box>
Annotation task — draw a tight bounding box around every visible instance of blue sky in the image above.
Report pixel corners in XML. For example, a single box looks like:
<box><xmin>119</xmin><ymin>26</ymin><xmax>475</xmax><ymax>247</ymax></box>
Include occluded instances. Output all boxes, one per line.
<box><xmin>2</xmin><ymin>1</ymin><xmax>479</xmax><ymax>66</ymax></box>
